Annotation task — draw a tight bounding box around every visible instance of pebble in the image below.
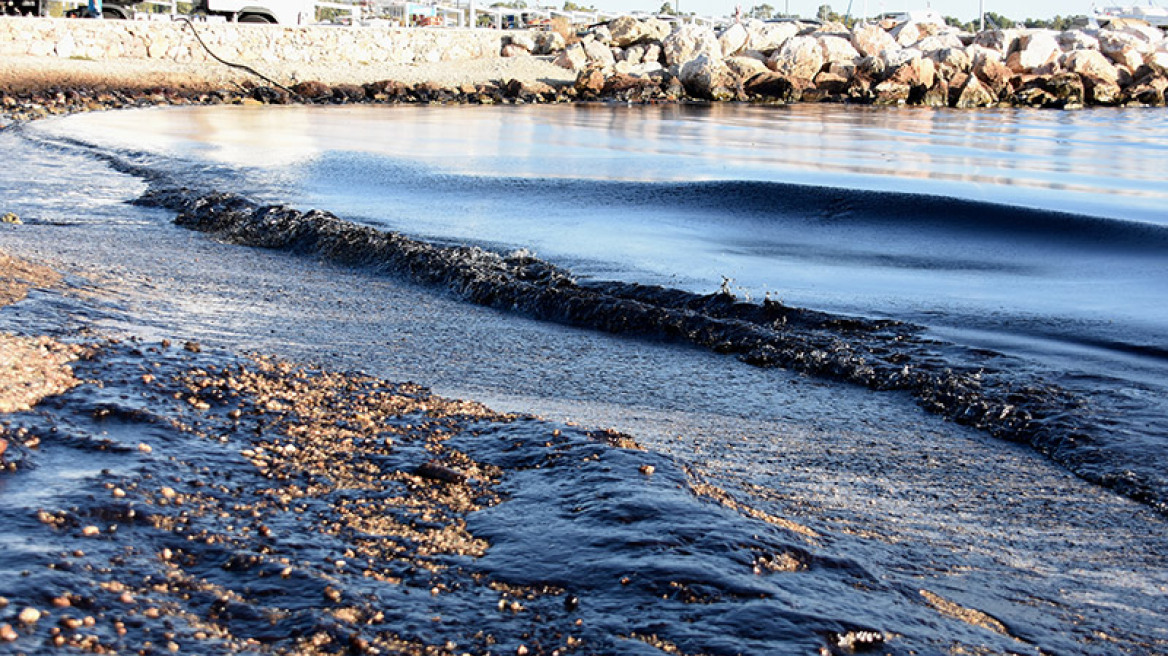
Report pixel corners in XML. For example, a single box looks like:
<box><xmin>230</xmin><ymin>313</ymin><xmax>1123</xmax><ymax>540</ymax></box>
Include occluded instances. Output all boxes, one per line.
<box><xmin>137</xmin><ymin>443</ymin><xmax>153</xmax><ymax>453</ymax></box>
<box><xmin>18</xmin><ymin>607</ymin><xmax>41</xmax><ymax>624</ymax></box>
<box><xmin>0</xmin><ymin>623</ymin><xmax>16</xmax><ymax>641</ymax></box>
<box><xmin>81</xmin><ymin>525</ymin><xmax>100</xmax><ymax>537</ymax></box>
<box><xmin>639</xmin><ymin>464</ymin><xmax>655</xmax><ymax>476</ymax></box>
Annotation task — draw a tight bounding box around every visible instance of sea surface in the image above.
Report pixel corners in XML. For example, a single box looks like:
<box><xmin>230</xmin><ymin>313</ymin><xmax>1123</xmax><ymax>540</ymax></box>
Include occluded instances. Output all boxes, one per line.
<box><xmin>3</xmin><ymin>102</ymin><xmax>1168</xmax><ymax>654</ymax></box>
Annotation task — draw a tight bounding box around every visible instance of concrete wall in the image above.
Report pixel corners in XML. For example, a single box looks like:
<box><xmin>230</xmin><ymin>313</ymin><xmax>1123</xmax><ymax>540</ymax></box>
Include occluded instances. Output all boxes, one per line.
<box><xmin>0</xmin><ymin>17</ymin><xmax>520</xmax><ymax>65</ymax></box>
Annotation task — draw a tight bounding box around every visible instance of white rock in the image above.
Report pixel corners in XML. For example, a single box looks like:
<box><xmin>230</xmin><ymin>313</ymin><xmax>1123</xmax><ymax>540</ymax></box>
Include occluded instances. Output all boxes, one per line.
<box><xmin>767</xmin><ymin>35</ymin><xmax>824</xmax><ymax>79</ymax></box>
<box><xmin>554</xmin><ymin>43</ymin><xmax>587</xmax><ymax>71</ymax></box>
<box><xmin>661</xmin><ymin>23</ymin><xmax>721</xmax><ymax>67</ymax></box>
<box><xmin>851</xmin><ymin>22</ymin><xmax>898</xmax><ymax>58</ymax></box>
<box><xmin>747</xmin><ymin>20</ymin><xmax>798</xmax><ymax>53</ymax></box>
<box><xmin>1063</xmin><ymin>49</ymin><xmax>1120</xmax><ymax>84</ymax></box>
<box><xmin>818</xmin><ymin>34</ymin><xmax>860</xmax><ymax>63</ymax></box>
<box><xmin>679</xmin><ymin>53</ymin><xmax>736</xmax><ymax>99</ymax></box>
<box><xmin>719</xmin><ymin>22</ymin><xmax>748</xmax><ymax>57</ymax></box>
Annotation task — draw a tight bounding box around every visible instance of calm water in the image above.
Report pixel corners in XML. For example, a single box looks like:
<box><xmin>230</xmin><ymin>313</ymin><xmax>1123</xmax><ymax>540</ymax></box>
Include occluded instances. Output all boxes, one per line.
<box><xmin>5</xmin><ymin>102</ymin><xmax>1168</xmax><ymax>654</ymax></box>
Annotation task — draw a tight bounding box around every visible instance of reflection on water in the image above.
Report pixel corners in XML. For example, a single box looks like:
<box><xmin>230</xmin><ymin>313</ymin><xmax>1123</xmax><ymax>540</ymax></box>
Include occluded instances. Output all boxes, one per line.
<box><xmin>39</xmin><ymin>103</ymin><xmax>1168</xmax><ymax>223</ymax></box>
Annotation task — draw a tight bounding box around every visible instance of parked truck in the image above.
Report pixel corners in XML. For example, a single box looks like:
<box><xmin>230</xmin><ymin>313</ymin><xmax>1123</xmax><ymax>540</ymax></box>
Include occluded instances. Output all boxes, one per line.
<box><xmin>98</xmin><ymin>0</ymin><xmax>315</xmax><ymax>23</ymax></box>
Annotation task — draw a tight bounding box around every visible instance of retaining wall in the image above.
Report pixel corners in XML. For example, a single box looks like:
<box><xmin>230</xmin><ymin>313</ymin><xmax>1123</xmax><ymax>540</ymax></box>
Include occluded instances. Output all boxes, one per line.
<box><xmin>0</xmin><ymin>17</ymin><xmax>521</xmax><ymax>65</ymax></box>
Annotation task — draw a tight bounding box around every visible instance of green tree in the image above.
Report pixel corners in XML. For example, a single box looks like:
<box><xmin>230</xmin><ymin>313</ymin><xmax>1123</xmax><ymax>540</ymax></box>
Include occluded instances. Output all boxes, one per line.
<box><xmin>983</xmin><ymin>11</ymin><xmax>1015</xmax><ymax>28</ymax></box>
<box><xmin>563</xmin><ymin>0</ymin><xmax>595</xmax><ymax>10</ymax></box>
<box><xmin>816</xmin><ymin>3</ymin><xmax>831</xmax><ymax>21</ymax></box>
<box><xmin>747</xmin><ymin>3</ymin><xmax>773</xmax><ymax>19</ymax></box>
<box><xmin>657</xmin><ymin>1</ymin><xmax>675</xmax><ymax>14</ymax></box>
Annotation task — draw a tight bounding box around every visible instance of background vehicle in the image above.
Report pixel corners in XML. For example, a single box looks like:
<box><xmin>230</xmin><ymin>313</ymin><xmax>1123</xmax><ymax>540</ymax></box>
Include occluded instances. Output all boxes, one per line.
<box><xmin>196</xmin><ymin>0</ymin><xmax>316</xmax><ymax>23</ymax></box>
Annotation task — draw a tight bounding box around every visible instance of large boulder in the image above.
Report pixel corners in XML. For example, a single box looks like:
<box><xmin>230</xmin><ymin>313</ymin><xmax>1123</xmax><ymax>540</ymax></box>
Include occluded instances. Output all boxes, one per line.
<box><xmin>915</xmin><ymin>32</ymin><xmax>964</xmax><ymax>55</ymax></box>
<box><xmin>931</xmin><ymin>46</ymin><xmax>972</xmax><ymax>80</ymax></box>
<box><xmin>1006</xmin><ymin>31</ymin><xmax>1061</xmax><ymax>73</ymax></box>
<box><xmin>1148</xmin><ymin>47</ymin><xmax>1168</xmax><ymax>74</ymax></box>
<box><xmin>953</xmin><ymin>74</ymin><xmax>997</xmax><ymax>107</ymax></box>
<box><xmin>819</xmin><ymin>34</ymin><xmax>860</xmax><ymax>63</ymax></box>
<box><xmin>851</xmin><ymin>22</ymin><xmax>898</xmax><ymax>57</ymax></box>
<box><xmin>582</xmin><ymin>38</ymin><xmax>617</xmax><ymax>69</ymax></box>
<box><xmin>608</xmin><ymin>16</ymin><xmax>668</xmax><ymax>48</ymax></box>
<box><xmin>743</xmin><ymin>71</ymin><xmax>804</xmax><ymax>101</ymax></box>
<box><xmin>1063</xmin><ymin>49</ymin><xmax>1120</xmax><ymax>85</ymax></box>
<box><xmin>533</xmin><ymin>31</ymin><xmax>567</xmax><ymax>55</ymax></box>
<box><xmin>679</xmin><ymin>54</ymin><xmax>738</xmax><ymax>100</ymax></box>
<box><xmin>724</xmin><ymin>55</ymin><xmax>770</xmax><ymax>80</ymax></box>
<box><xmin>554</xmin><ymin>43</ymin><xmax>588</xmax><ymax>71</ymax></box>
<box><xmin>719</xmin><ymin>22</ymin><xmax>749</xmax><ymax>57</ymax></box>
<box><xmin>662</xmin><ymin>24</ymin><xmax>721</xmax><ymax>67</ymax></box>
<box><xmin>974</xmin><ymin>28</ymin><xmax>1023</xmax><ymax>55</ymax></box>
<box><xmin>973</xmin><ymin>54</ymin><xmax>1013</xmax><ymax>96</ymax></box>
<box><xmin>1111</xmin><ymin>21</ymin><xmax>1165</xmax><ymax>45</ymax></box>
<box><xmin>747</xmin><ymin>20</ymin><xmax>799</xmax><ymax>53</ymax></box>
<box><xmin>1099</xmin><ymin>31</ymin><xmax>1150</xmax><ymax>70</ymax></box>
<box><xmin>623</xmin><ymin>43</ymin><xmax>664</xmax><ymax>67</ymax></box>
<box><xmin>767</xmin><ymin>35</ymin><xmax>825</xmax><ymax>80</ymax></box>
<box><xmin>1057</xmin><ymin>29</ymin><xmax>1099</xmax><ymax>52</ymax></box>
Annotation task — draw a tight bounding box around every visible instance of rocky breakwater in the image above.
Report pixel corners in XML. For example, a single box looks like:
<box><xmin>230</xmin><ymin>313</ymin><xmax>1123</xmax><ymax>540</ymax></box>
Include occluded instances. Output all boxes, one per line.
<box><xmin>540</xmin><ymin>15</ymin><xmax>1168</xmax><ymax>108</ymax></box>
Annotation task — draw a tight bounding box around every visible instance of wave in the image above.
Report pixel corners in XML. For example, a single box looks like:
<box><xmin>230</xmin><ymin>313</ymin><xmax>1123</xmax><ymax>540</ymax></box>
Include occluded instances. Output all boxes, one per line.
<box><xmin>128</xmin><ymin>182</ymin><xmax>1168</xmax><ymax>517</ymax></box>
<box><xmin>300</xmin><ymin>151</ymin><xmax>1168</xmax><ymax>253</ymax></box>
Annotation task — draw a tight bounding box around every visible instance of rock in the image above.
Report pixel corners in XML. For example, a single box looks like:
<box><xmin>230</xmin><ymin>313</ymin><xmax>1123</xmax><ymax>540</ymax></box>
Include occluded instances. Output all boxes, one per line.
<box><xmin>1041</xmin><ymin>72</ymin><xmax>1086</xmax><ymax>107</ymax></box>
<box><xmin>885</xmin><ymin>54</ymin><xmax>935</xmax><ymax>89</ymax></box>
<box><xmin>1083</xmin><ymin>75</ymin><xmax>1123</xmax><ymax>104</ymax></box>
<box><xmin>915</xmin><ymin>32</ymin><xmax>964</xmax><ymax>55</ymax></box>
<box><xmin>891</xmin><ymin>20</ymin><xmax>928</xmax><ymax>47</ymax></box>
<box><xmin>1006</xmin><ymin>31</ymin><xmax>1061</xmax><ymax>73</ymax></box>
<box><xmin>1057</xmin><ymin>29</ymin><xmax>1099</xmax><ymax>52</ymax></box>
<box><xmin>575</xmin><ymin>68</ymin><xmax>607</xmax><ymax>96</ymax></box>
<box><xmin>974</xmin><ymin>28</ymin><xmax>1023</xmax><ymax>55</ymax></box>
<box><xmin>1</xmin><ymin>212</ymin><xmax>20</xmax><ymax>224</ymax></box>
<box><xmin>767</xmin><ymin>35</ymin><xmax>824</xmax><ymax>81</ymax></box>
<box><xmin>932</xmin><ymin>47</ymin><xmax>972</xmax><ymax>80</ymax></box>
<box><xmin>591</xmin><ymin>25</ymin><xmax>613</xmax><ymax>46</ymax></box>
<box><xmin>1148</xmin><ymin>48</ymin><xmax>1168</xmax><ymax>74</ymax></box>
<box><xmin>873</xmin><ymin>78</ymin><xmax>911</xmax><ymax>104</ymax></box>
<box><xmin>724</xmin><ymin>55</ymin><xmax>769</xmax><ymax>80</ymax></box>
<box><xmin>662</xmin><ymin>24</ymin><xmax>720</xmax><ymax>67</ymax></box>
<box><xmin>554</xmin><ymin>44</ymin><xmax>588</xmax><ymax>71</ymax></box>
<box><xmin>818</xmin><ymin>35</ymin><xmax>860</xmax><ymax>63</ymax></box>
<box><xmin>974</xmin><ymin>55</ymin><xmax>1013</xmax><ymax>96</ymax></box>
<box><xmin>18</xmin><ymin>607</ymin><xmax>41</xmax><ymax>624</ymax></box>
<box><xmin>719</xmin><ymin>22</ymin><xmax>749</xmax><ymax>57</ymax></box>
<box><xmin>290</xmin><ymin>80</ymin><xmax>331</xmax><ymax>100</ymax></box>
<box><xmin>1063</xmin><ymin>49</ymin><xmax>1119</xmax><ymax>85</ymax></box>
<box><xmin>747</xmin><ymin>20</ymin><xmax>798</xmax><ymax>53</ymax></box>
<box><xmin>0</xmin><ymin>437</ymin><xmax>6</xmax><ymax>460</ymax></box>
<box><xmin>609</xmin><ymin>16</ymin><xmax>651</xmax><ymax>48</ymax></box>
<box><xmin>852</xmin><ymin>22</ymin><xmax>898</xmax><ymax>58</ymax></box>
<box><xmin>1100</xmin><ymin>31</ymin><xmax>1149</xmax><ymax>70</ymax></box>
<box><xmin>743</xmin><ymin>72</ymin><xmax>804</xmax><ymax>101</ymax></box>
<box><xmin>954</xmin><ymin>74</ymin><xmax>997</xmax><ymax>107</ymax></box>
<box><xmin>920</xmin><ymin>78</ymin><xmax>950</xmax><ymax>106</ymax></box>
<box><xmin>1</xmin><ymin>623</ymin><xmax>16</xmax><ymax>642</ymax></box>
<box><xmin>680</xmin><ymin>54</ymin><xmax>737</xmax><ymax>100</ymax></box>
<box><xmin>508</xmin><ymin>33</ymin><xmax>536</xmax><ymax>51</ymax></box>
<box><xmin>533</xmin><ymin>31</ymin><xmax>566</xmax><ymax>55</ymax></box>
<box><xmin>582</xmin><ymin>39</ymin><xmax>616</xmax><ymax>69</ymax></box>
<box><xmin>503</xmin><ymin>79</ymin><xmax>554</xmax><ymax>99</ymax></box>
<box><xmin>603</xmin><ymin>73</ymin><xmax>660</xmax><ymax>98</ymax></box>
<box><xmin>1127</xmin><ymin>73</ymin><xmax>1168</xmax><ymax>105</ymax></box>
<box><xmin>813</xmin><ymin>70</ymin><xmax>851</xmax><ymax>93</ymax></box>
<box><xmin>1111</xmin><ymin>21</ymin><xmax>1164</xmax><ymax>45</ymax></box>
<box><xmin>501</xmin><ymin>43</ymin><xmax>530</xmax><ymax>58</ymax></box>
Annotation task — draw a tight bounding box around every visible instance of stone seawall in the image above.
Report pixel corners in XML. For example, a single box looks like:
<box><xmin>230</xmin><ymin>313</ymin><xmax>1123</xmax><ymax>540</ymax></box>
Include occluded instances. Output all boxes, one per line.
<box><xmin>0</xmin><ymin>17</ymin><xmax>522</xmax><ymax>66</ymax></box>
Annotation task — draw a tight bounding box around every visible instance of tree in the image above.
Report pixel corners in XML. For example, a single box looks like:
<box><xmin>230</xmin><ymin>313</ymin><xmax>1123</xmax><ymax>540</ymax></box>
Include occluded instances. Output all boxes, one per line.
<box><xmin>816</xmin><ymin>3</ymin><xmax>831</xmax><ymax>21</ymax></box>
<box><xmin>982</xmin><ymin>11</ymin><xmax>1015</xmax><ymax>29</ymax></box>
<box><xmin>657</xmin><ymin>1</ymin><xmax>675</xmax><ymax>14</ymax></box>
<box><xmin>747</xmin><ymin>3</ymin><xmax>773</xmax><ymax>19</ymax></box>
<box><xmin>563</xmin><ymin>0</ymin><xmax>595</xmax><ymax>10</ymax></box>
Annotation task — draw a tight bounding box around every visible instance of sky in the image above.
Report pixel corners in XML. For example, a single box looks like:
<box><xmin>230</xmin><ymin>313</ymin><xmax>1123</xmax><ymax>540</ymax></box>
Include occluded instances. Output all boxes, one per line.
<box><xmin>582</xmin><ymin>0</ymin><xmax>1099</xmax><ymax>23</ymax></box>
